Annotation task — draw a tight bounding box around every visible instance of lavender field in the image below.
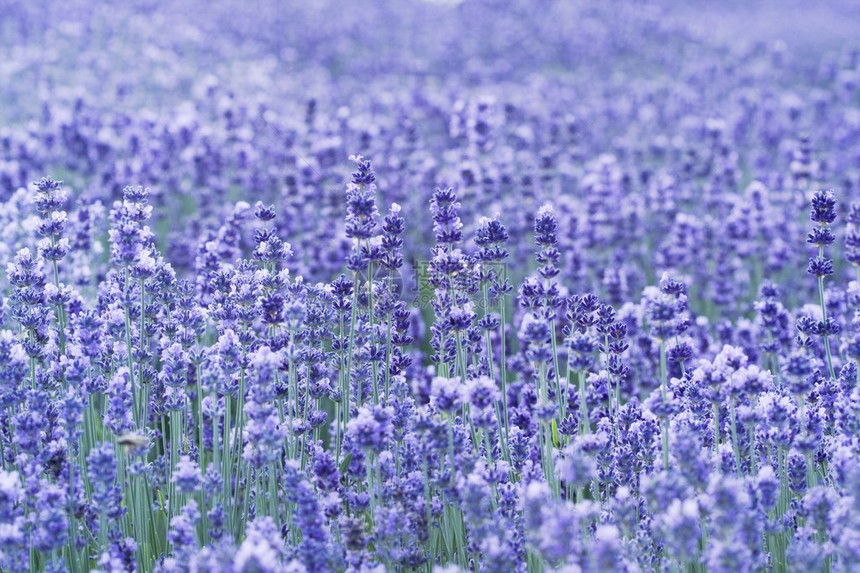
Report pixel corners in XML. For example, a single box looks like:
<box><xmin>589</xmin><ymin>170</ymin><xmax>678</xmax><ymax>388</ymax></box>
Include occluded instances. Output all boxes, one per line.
<box><xmin>3</xmin><ymin>0</ymin><xmax>860</xmax><ymax>571</ymax></box>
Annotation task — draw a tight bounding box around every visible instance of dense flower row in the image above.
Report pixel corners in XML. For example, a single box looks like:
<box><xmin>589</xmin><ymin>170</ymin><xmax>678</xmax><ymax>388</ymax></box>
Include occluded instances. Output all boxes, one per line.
<box><xmin>3</xmin><ymin>1</ymin><xmax>860</xmax><ymax>572</ymax></box>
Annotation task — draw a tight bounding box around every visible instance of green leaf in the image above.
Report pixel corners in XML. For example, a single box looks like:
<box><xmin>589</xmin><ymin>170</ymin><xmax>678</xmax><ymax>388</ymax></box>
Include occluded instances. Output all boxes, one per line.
<box><xmin>551</xmin><ymin>419</ymin><xmax>560</xmax><ymax>448</ymax></box>
<box><xmin>338</xmin><ymin>451</ymin><xmax>353</xmax><ymax>477</ymax></box>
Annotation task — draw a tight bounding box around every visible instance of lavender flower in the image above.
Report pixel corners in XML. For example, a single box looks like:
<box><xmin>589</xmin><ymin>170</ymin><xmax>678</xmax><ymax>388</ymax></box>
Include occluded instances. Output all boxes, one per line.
<box><xmin>2</xmin><ymin>5</ymin><xmax>860</xmax><ymax>571</ymax></box>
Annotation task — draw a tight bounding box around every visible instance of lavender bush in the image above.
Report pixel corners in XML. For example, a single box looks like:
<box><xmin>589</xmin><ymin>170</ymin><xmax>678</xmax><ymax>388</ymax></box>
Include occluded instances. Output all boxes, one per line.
<box><xmin>2</xmin><ymin>0</ymin><xmax>860</xmax><ymax>571</ymax></box>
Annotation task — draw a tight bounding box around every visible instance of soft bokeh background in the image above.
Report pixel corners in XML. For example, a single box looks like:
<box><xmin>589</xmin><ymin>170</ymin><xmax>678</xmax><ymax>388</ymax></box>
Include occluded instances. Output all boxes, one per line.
<box><xmin>3</xmin><ymin>0</ymin><xmax>858</xmax><ymax>117</ymax></box>
<box><xmin>1</xmin><ymin>0</ymin><xmax>859</xmax><ymax>296</ymax></box>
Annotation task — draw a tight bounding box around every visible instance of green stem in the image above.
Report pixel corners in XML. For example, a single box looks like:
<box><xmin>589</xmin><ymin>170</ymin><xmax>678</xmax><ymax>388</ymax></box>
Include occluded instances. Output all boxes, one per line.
<box><xmin>817</xmin><ymin>245</ymin><xmax>835</xmax><ymax>379</ymax></box>
<box><xmin>578</xmin><ymin>370</ymin><xmax>591</xmax><ymax>434</ymax></box>
<box><xmin>729</xmin><ymin>397</ymin><xmax>741</xmax><ymax>476</ymax></box>
<box><xmin>50</xmin><ymin>238</ymin><xmax>66</xmax><ymax>358</ymax></box>
<box><xmin>713</xmin><ymin>402</ymin><xmax>720</xmax><ymax>448</ymax></box>
<box><xmin>659</xmin><ymin>341</ymin><xmax>669</xmax><ymax>469</ymax></box>
<box><xmin>499</xmin><ymin>301</ymin><xmax>509</xmax><ymax>428</ymax></box>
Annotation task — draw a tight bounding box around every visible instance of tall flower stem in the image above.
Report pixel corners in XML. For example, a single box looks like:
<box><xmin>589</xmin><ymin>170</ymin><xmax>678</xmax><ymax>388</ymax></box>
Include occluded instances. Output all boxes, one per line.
<box><xmin>659</xmin><ymin>341</ymin><xmax>670</xmax><ymax>469</ymax></box>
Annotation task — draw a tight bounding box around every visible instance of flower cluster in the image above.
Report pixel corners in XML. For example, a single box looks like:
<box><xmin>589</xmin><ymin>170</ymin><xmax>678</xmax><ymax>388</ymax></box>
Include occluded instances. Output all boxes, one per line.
<box><xmin>2</xmin><ymin>1</ymin><xmax>860</xmax><ymax>572</ymax></box>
